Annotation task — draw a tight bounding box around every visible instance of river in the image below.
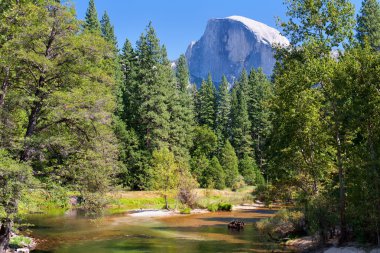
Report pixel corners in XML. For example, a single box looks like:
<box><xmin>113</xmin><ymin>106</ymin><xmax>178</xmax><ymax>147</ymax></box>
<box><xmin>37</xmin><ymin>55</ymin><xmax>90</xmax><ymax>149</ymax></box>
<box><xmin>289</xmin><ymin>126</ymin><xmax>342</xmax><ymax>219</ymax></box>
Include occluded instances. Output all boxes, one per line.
<box><xmin>28</xmin><ymin>207</ymin><xmax>291</xmax><ymax>253</ymax></box>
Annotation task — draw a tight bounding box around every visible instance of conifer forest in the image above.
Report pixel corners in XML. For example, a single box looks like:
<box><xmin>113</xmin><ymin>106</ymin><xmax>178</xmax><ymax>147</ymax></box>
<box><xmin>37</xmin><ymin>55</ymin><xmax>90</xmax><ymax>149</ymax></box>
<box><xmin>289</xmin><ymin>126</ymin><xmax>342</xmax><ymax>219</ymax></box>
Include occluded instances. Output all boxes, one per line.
<box><xmin>1</xmin><ymin>0</ymin><xmax>380</xmax><ymax>252</ymax></box>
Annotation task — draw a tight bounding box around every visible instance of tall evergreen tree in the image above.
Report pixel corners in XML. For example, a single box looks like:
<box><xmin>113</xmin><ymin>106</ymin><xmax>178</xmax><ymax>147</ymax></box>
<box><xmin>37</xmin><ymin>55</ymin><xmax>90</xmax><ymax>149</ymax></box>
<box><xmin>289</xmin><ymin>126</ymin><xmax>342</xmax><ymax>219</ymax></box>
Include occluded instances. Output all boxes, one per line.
<box><xmin>357</xmin><ymin>0</ymin><xmax>380</xmax><ymax>50</ymax></box>
<box><xmin>135</xmin><ymin>23</ymin><xmax>172</xmax><ymax>151</ymax></box>
<box><xmin>120</xmin><ymin>39</ymin><xmax>138</xmax><ymax>126</ymax></box>
<box><xmin>247</xmin><ymin>68</ymin><xmax>273</xmax><ymax>168</ymax></box>
<box><xmin>176</xmin><ymin>55</ymin><xmax>190</xmax><ymax>91</ymax></box>
<box><xmin>196</xmin><ymin>74</ymin><xmax>216</xmax><ymax>129</ymax></box>
<box><xmin>219</xmin><ymin>140</ymin><xmax>239</xmax><ymax>188</ymax></box>
<box><xmin>170</xmin><ymin>54</ymin><xmax>195</xmax><ymax>161</ymax></box>
<box><xmin>216</xmin><ymin>75</ymin><xmax>231</xmax><ymax>149</ymax></box>
<box><xmin>101</xmin><ymin>11</ymin><xmax>117</xmax><ymax>48</ymax></box>
<box><xmin>84</xmin><ymin>0</ymin><xmax>101</xmax><ymax>33</ymax></box>
<box><xmin>230</xmin><ymin>72</ymin><xmax>253</xmax><ymax>158</ymax></box>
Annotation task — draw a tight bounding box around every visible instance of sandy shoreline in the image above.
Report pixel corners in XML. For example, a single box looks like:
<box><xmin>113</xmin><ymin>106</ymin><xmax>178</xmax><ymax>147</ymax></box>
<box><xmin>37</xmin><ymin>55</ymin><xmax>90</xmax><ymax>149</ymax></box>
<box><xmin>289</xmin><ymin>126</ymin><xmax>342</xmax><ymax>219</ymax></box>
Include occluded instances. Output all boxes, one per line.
<box><xmin>127</xmin><ymin>204</ymin><xmax>264</xmax><ymax>217</ymax></box>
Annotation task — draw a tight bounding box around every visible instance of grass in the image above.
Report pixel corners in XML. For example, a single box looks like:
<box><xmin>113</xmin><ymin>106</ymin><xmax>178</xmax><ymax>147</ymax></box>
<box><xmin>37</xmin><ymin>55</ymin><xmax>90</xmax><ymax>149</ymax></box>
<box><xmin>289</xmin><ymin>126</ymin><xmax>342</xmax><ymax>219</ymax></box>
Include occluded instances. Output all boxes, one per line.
<box><xmin>17</xmin><ymin>186</ymin><xmax>256</xmax><ymax>216</ymax></box>
<box><xmin>195</xmin><ymin>186</ymin><xmax>255</xmax><ymax>208</ymax></box>
<box><xmin>107</xmin><ymin>191</ymin><xmax>177</xmax><ymax>214</ymax></box>
<box><xmin>107</xmin><ymin>187</ymin><xmax>254</xmax><ymax>214</ymax></box>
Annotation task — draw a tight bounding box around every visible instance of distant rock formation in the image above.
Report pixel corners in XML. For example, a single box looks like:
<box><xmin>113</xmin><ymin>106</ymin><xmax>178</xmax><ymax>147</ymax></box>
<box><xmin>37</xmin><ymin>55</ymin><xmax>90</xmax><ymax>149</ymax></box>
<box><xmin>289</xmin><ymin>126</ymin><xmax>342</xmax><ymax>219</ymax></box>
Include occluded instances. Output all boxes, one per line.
<box><xmin>185</xmin><ymin>16</ymin><xmax>289</xmax><ymax>86</ymax></box>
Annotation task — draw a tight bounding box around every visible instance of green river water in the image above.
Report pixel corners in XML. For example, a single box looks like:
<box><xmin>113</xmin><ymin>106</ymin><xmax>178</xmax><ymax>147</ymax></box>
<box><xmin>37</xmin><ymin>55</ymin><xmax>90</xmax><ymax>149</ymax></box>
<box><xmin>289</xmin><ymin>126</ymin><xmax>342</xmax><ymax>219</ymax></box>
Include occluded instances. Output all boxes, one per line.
<box><xmin>28</xmin><ymin>208</ymin><xmax>292</xmax><ymax>253</ymax></box>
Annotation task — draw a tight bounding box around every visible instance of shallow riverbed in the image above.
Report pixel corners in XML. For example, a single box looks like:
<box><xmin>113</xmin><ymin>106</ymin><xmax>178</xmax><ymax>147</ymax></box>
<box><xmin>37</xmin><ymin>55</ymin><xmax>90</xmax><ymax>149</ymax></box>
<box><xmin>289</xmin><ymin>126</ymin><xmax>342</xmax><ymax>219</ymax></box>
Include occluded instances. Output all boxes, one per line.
<box><xmin>28</xmin><ymin>207</ymin><xmax>292</xmax><ymax>253</ymax></box>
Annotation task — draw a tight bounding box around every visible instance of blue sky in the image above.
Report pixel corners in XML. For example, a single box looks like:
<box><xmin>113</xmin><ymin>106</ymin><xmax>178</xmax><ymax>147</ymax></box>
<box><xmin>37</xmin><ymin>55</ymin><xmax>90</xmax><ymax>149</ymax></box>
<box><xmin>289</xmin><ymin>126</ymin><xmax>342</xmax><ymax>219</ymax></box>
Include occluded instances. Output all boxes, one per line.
<box><xmin>71</xmin><ymin>0</ymin><xmax>363</xmax><ymax>60</ymax></box>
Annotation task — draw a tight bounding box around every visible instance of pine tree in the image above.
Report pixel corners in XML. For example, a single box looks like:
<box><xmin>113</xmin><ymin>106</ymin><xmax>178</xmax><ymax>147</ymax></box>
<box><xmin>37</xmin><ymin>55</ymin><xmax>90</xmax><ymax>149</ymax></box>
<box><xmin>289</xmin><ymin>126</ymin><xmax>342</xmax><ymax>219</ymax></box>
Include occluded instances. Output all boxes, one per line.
<box><xmin>236</xmin><ymin>69</ymin><xmax>249</xmax><ymax>95</ymax></box>
<box><xmin>205</xmin><ymin>156</ymin><xmax>226</xmax><ymax>189</ymax></box>
<box><xmin>101</xmin><ymin>11</ymin><xmax>117</xmax><ymax>48</ymax></box>
<box><xmin>215</xmin><ymin>75</ymin><xmax>231</xmax><ymax>149</ymax></box>
<box><xmin>357</xmin><ymin>0</ymin><xmax>380</xmax><ymax>49</ymax></box>
<box><xmin>120</xmin><ymin>38</ymin><xmax>138</xmax><ymax>126</ymax></box>
<box><xmin>176</xmin><ymin>55</ymin><xmax>190</xmax><ymax>91</ymax></box>
<box><xmin>219</xmin><ymin>140</ymin><xmax>239</xmax><ymax>188</ymax></box>
<box><xmin>239</xmin><ymin>154</ymin><xmax>261</xmax><ymax>186</ymax></box>
<box><xmin>135</xmin><ymin>23</ymin><xmax>172</xmax><ymax>151</ymax></box>
<box><xmin>247</xmin><ymin>68</ymin><xmax>273</xmax><ymax>168</ymax></box>
<box><xmin>196</xmin><ymin>74</ymin><xmax>216</xmax><ymax>129</ymax></box>
<box><xmin>170</xmin><ymin>54</ymin><xmax>195</xmax><ymax>161</ymax></box>
<box><xmin>230</xmin><ymin>72</ymin><xmax>253</xmax><ymax>159</ymax></box>
<box><xmin>84</xmin><ymin>0</ymin><xmax>101</xmax><ymax>33</ymax></box>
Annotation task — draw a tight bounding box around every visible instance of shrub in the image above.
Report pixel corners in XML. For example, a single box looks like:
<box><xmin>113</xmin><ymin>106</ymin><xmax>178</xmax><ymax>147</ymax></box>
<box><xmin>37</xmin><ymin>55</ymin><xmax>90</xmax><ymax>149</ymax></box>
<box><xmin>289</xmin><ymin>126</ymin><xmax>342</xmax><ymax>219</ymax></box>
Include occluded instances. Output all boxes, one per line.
<box><xmin>231</xmin><ymin>175</ymin><xmax>246</xmax><ymax>191</ymax></box>
<box><xmin>255</xmin><ymin>183</ymin><xmax>277</xmax><ymax>205</ymax></box>
<box><xmin>218</xmin><ymin>203</ymin><xmax>232</xmax><ymax>211</ymax></box>
<box><xmin>207</xmin><ymin>203</ymin><xmax>219</xmax><ymax>212</ymax></box>
<box><xmin>207</xmin><ymin>202</ymin><xmax>232</xmax><ymax>212</ymax></box>
<box><xmin>177</xmin><ymin>169</ymin><xmax>199</xmax><ymax>208</ymax></box>
<box><xmin>256</xmin><ymin>209</ymin><xmax>305</xmax><ymax>241</ymax></box>
<box><xmin>180</xmin><ymin>207</ymin><xmax>191</xmax><ymax>214</ymax></box>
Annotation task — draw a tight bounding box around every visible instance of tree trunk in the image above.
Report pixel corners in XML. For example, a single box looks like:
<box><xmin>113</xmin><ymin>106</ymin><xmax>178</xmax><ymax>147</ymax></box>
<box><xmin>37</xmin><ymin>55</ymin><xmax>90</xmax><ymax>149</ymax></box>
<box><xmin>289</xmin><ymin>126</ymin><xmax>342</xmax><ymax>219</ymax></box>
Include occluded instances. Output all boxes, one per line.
<box><xmin>164</xmin><ymin>195</ymin><xmax>169</xmax><ymax>210</ymax></box>
<box><xmin>20</xmin><ymin>77</ymin><xmax>44</xmax><ymax>161</ymax></box>
<box><xmin>0</xmin><ymin>218</ymin><xmax>12</xmax><ymax>253</ymax></box>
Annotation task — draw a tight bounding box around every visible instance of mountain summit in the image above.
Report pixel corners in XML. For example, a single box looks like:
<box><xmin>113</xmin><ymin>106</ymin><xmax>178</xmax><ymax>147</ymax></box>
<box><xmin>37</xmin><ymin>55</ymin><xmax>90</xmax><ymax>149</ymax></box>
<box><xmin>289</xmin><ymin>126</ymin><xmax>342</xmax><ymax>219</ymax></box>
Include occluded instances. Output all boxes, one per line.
<box><xmin>185</xmin><ymin>16</ymin><xmax>289</xmax><ymax>85</ymax></box>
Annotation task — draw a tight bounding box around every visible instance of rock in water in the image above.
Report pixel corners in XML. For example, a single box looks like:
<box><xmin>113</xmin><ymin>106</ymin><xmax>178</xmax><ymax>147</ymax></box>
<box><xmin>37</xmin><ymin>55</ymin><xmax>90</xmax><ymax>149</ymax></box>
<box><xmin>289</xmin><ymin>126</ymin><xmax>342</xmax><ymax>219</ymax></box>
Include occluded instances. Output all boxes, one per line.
<box><xmin>185</xmin><ymin>16</ymin><xmax>289</xmax><ymax>86</ymax></box>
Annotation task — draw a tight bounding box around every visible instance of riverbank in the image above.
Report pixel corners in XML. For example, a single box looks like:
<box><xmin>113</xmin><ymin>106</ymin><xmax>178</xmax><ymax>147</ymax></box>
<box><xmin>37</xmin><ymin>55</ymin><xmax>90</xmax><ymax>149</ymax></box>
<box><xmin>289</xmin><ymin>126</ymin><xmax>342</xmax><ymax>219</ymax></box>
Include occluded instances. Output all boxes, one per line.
<box><xmin>106</xmin><ymin>187</ymin><xmax>256</xmax><ymax>214</ymax></box>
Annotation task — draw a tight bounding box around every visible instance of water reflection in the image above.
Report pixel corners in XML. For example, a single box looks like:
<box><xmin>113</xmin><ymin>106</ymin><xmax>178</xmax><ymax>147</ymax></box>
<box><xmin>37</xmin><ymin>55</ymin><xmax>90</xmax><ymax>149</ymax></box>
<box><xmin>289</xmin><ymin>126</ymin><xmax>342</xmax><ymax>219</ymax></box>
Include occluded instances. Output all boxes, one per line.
<box><xmin>29</xmin><ymin>208</ymin><xmax>291</xmax><ymax>253</ymax></box>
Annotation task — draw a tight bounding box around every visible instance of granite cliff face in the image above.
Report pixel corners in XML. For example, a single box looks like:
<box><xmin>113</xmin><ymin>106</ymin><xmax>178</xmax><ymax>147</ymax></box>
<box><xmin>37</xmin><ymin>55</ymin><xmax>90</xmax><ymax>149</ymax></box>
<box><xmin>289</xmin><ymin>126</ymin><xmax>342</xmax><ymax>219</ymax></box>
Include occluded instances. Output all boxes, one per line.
<box><xmin>185</xmin><ymin>16</ymin><xmax>289</xmax><ymax>86</ymax></box>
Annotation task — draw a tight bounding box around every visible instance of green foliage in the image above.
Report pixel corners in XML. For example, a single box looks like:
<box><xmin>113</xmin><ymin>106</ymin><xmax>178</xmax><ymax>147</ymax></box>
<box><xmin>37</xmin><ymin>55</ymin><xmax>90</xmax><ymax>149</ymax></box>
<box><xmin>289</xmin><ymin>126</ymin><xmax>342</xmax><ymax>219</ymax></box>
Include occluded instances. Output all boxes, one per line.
<box><xmin>84</xmin><ymin>0</ymin><xmax>101</xmax><ymax>33</ymax></box>
<box><xmin>356</xmin><ymin>0</ymin><xmax>380</xmax><ymax>50</ymax></box>
<box><xmin>150</xmin><ymin>148</ymin><xmax>180</xmax><ymax>209</ymax></box>
<box><xmin>204</xmin><ymin>157</ymin><xmax>226</xmax><ymax>190</ymax></box>
<box><xmin>230</xmin><ymin>71</ymin><xmax>253</xmax><ymax>158</ymax></box>
<box><xmin>180</xmin><ymin>207</ymin><xmax>191</xmax><ymax>214</ymax></box>
<box><xmin>0</xmin><ymin>150</ymin><xmax>34</xmax><ymax>217</ymax></box>
<box><xmin>207</xmin><ymin>203</ymin><xmax>219</xmax><ymax>212</ymax></box>
<box><xmin>247</xmin><ymin>68</ymin><xmax>273</xmax><ymax>169</ymax></box>
<box><xmin>218</xmin><ymin>202</ymin><xmax>232</xmax><ymax>211</ymax></box>
<box><xmin>190</xmin><ymin>155</ymin><xmax>209</xmax><ymax>186</ymax></box>
<box><xmin>256</xmin><ymin>209</ymin><xmax>305</xmax><ymax>241</ymax></box>
<box><xmin>9</xmin><ymin>235</ymin><xmax>32</xmax><ymax>249</ymax></box>
<box><xmin>191</xmin><ymin>126</ymin><xmax>218</xmax><ymax>157</ymax></box>
<box><xmin>101</xmin><ymin>11</ymin><xmax>117</xmax><ymax>48</ymax></box>
<box><xmin>280</xmin><ymin>0</ymin><xmax>355</xmax><ymax>51</ymax></box>
<box><xmin>207</xmin><ymin>202</ymin><xmax>232</xmax><ymax>212</ymax></box>
<box><xmin>215</xmin><ymin>75</ymin><xmax>231</xmax><ymax>149</ymax></box>
<box><xmin>170</xmin><ymin>54</ymin><xmax>195</xmax><ymax>161</ymax></box>
<box><xmin>0</xmin><ymin>2</ymin><xmax>118</xmax><ymax>215</ymax></box>
<box><xmin>239</xmin><ymin>154</ymin><xmax>261</xmax><ymax>186</ymax></box>
<box><xmin>219</xmin><ymin>140</ymin><xmax>240</xmax><ymax>188</ymax></box>
<box><xmin>196</xmin><ymin>74</ymin><xmax>216</xmax><ymax>129</ymax></box>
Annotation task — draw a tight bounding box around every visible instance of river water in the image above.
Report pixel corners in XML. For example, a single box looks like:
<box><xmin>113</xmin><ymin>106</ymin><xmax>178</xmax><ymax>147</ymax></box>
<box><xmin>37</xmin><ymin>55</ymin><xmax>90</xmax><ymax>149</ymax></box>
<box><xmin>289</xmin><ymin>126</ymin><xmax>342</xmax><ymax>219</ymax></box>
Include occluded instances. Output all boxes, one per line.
<box><xmin>28</xmin><ymin>207</ymin><xmax>291</xmax><ymax>253</ymax></box>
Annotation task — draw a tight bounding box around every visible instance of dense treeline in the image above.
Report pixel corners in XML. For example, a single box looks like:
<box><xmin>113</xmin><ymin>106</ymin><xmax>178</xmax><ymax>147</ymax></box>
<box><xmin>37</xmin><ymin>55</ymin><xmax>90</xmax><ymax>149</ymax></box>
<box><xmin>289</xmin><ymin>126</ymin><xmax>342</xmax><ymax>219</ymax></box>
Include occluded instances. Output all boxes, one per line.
<box><xmin>1</xmin><ymin>0</ymin><xmax>380</xmax><ymax>250</ymax></box>
<box><xmin>268</xmin><ymin>0</ymin><xmax>380</xmax><ymax>245</ymax></box>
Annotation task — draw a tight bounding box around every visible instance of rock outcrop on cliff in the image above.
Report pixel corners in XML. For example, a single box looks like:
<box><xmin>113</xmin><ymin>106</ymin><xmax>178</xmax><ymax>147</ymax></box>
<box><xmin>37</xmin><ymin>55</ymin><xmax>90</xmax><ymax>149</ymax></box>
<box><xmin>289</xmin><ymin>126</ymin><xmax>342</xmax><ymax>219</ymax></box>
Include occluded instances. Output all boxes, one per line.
<box><xmin>185</xmin><ymin>16</ymin><xmax>289</xmax><ymax>86</ymax></box>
